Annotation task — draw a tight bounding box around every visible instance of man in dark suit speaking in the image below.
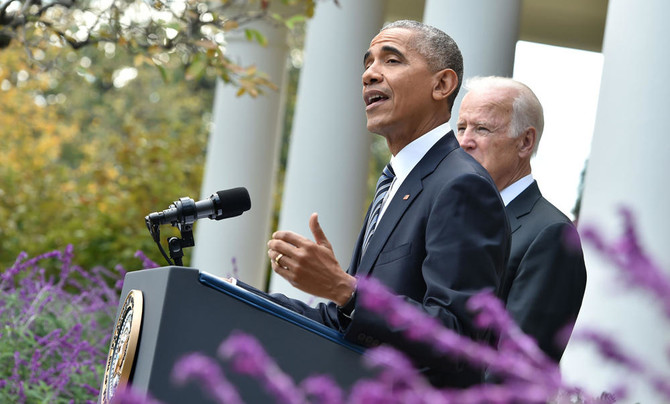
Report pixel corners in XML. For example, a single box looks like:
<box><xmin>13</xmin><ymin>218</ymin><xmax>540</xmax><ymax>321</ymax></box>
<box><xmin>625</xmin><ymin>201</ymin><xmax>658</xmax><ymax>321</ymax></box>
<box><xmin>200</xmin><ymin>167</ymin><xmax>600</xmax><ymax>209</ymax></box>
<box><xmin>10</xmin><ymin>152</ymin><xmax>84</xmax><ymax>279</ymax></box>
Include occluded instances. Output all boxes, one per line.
<box><xmin>264</xmin><ymin>21</ymin><xmax>510</xmax><ymax>387</ymax></box>
<box><xmin>456</xmin><ymin>76</ymin><xmax>587</xmax><ymax>362</ymax></box>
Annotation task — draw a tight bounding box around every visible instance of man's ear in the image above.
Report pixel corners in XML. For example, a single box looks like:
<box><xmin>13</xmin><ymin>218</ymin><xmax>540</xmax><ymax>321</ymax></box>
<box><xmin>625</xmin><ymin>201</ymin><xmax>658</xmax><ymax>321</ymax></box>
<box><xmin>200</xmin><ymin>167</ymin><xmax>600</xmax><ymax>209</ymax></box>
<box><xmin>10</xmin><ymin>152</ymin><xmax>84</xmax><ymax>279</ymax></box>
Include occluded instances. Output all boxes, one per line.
<box><xmin>518</xmin><ymin>127</ymin><xmax>537</xmax><ymax>158</ymax></box>
<box><xmin>433</xmin><ymin>69</ymin><xmax>459</xmax><ymax>102</ymax></box>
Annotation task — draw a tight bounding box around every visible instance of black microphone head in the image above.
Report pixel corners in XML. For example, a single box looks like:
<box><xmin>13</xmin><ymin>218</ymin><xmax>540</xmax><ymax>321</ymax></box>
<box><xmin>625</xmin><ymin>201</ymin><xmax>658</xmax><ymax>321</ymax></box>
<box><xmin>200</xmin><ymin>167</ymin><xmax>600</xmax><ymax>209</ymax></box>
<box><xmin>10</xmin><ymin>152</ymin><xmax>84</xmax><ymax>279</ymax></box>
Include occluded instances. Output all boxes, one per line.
<box><xmin>213</xmin><ymin>187</ymin><xmax>251</xmax><ymax>220</ymax></box>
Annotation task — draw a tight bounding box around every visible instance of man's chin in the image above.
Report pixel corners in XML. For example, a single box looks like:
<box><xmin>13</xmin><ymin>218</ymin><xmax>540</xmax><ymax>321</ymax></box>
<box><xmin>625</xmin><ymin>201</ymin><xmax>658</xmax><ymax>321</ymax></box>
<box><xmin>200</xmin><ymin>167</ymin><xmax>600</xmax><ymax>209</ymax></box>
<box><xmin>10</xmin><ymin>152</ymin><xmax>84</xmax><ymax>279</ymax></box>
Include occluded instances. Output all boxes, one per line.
<box><xmin>365</xmin><ymin>120</ymin><xmax>385</xmax><ymax>135</ymax></box>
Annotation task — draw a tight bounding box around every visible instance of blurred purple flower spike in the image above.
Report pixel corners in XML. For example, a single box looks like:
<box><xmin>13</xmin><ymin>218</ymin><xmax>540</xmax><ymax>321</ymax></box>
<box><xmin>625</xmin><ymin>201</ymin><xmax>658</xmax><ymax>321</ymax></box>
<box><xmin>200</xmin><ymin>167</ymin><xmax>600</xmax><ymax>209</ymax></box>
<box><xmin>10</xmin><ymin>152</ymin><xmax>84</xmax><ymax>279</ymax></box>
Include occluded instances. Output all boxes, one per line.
<box><xmin>299</xmin><ymin>375</ymin><xmax>343</xmax><ymax>404</ymax></box>
<box><xmin>219</xmin><ymin>331</ymin><xmax>304</xmax><ymax>404</ymax></box>
<box><xmin>134</xmin><ymin>251</ymin><xmax>160</xmax><ymax>270</ymax></box>
<box><xmin>110</xmin><ymin>385</ymin><xmax>164</xmax><ymax>404</ymax></box>
<box><xmin>171</xmin><ymin>352</ymin><xmax>243</xmax><ymax>404</ymax></box>
<box><xmin>581</xmin><ymin>207</ymin><xmax>670</xmax><ymax>318</ymax></box>
<box><xmin>356</xmin><ymin>277</ymin><xmax>565</xmax><ymax>403</ymax></box>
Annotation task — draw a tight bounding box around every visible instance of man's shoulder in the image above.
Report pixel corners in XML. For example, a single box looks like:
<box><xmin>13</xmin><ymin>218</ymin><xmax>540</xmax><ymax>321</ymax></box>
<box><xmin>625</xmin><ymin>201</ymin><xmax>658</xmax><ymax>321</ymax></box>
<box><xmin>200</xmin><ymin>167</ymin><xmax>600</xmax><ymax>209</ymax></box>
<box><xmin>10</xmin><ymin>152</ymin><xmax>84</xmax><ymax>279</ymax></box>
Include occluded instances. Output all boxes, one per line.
<box><xmin>510</xmin><ymin>189</ymin><xmax>580</xmax><ymax>251</ymax></box>
<box><xmin>509</xmin><ymin>182</ymin><xmax>572</xmax><ymax>224</ymax></box>
<box><xmin>507</xmin><ymin>189</ymin><xmax>585</xmax><ymax>276</ymax></box>
<box><xmin>413</xmin><ymin>135</ymin><xmax>501</xmax><ymax>203</ymax></box>
<box><xmin>527</xmin><ymin>194</ymin><xmax>573</xmax><ymax>226</ymax></box>
<box><xmin>434</xmin><ymin>144</ymin><xmax>494</xmax><ymax>181</ymax></box>
<box><xmin>424</xmin><ymin>153</ymin><xmax>499</xmax><ymax>203</ymax></box>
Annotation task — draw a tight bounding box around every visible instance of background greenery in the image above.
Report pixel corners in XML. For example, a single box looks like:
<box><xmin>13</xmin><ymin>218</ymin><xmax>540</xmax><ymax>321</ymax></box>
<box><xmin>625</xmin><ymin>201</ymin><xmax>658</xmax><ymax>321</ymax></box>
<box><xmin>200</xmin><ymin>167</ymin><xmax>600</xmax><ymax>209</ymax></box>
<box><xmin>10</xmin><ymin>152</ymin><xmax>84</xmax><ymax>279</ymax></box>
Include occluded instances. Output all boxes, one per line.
<box><xmin>0</xmin><ymin>0</ymin><xmax>390</xmax><ymax>275</ymax></box>
<box><xmin>0</xmin><ymin>41</ymin><xmax>214</xmax><ymax>271</ymax></box>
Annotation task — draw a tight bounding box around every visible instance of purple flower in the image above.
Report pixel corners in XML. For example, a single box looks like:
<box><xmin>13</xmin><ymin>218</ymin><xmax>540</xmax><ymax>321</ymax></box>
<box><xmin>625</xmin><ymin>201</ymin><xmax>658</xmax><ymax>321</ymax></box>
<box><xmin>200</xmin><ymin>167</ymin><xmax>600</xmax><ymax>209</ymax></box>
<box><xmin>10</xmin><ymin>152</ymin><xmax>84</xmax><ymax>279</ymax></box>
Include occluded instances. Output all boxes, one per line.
<box><xmin>27</xmin><ymin>348</ymin><xmax>43</xmax><ymax>384</ymax></box>
<box><xmin>355</xmin><ymin>276</ymin><xmax>395</xmax><ymax>311</ymax></box>
<box><xmin>581</xmin><ymin>208</ymin><xmax>670</xmax><ymax>318</ymax></box>
<box><xmin>134</xmin><ymin>251</ymin><xmax>159</xmax><ymax>269</ymax></box>
<box><xmin>172</xmin><ymin>352</ymin><xmax>243</xmax><ymax>404</ymax></box>
<box><xmin>468</xmin><ymin>291</ymin><xmax>553</xmax><ymax>372</ymax></box>
<box><xmin>440</xmin><ymin>381</ymin><xmax>560</xmax><ymax>404</ymax></box>
<box><xmin>356</xmin><ymin>277</ymin><xmax>564</xmax><ymax>401</ymax></box>
<box><xmin>575</xmin><ymin>330</ymin><xmax>643</xmax><ymax>372</ymax></box>
<box><xmin>348</xmin><ymin>380</ymin><xmax>398</xmax><ymax>404</ymax></box>
<box><xmin>596</xmin><ymin>389</ymin><xmax>625</xmax><ymax>404</ymax></box>
<box><xmin>218</xmin><ymin>331</ymin><xmax>272</xmax><ymax>377</ymax></box>
<box><xmin>300</xmin><ymin>375</ymin><xmax>343</xmax><ymax>404</ymax></box>
<box><xmin>5</xmin><ymin>208</ymin><xmax>668</xmax><ymax>404</ymax></box>
<box><xmin>363</xmin><ymin>345</ymin><xmax>426</xmax><ymax>387</ymax></box>
<box><xmin>110</xmin><ymin>385</ymin><xmax>164</xmax><ymax>404</ymax></box>
<box><xmin>219</xmin><ymin>331</ymin><xmax>304</xmax><ymax>404</ymax></box>
<box><xmin>0</xmin><ymin>245</ymin><xmax>135</xmax><ymax>402</ymax></box>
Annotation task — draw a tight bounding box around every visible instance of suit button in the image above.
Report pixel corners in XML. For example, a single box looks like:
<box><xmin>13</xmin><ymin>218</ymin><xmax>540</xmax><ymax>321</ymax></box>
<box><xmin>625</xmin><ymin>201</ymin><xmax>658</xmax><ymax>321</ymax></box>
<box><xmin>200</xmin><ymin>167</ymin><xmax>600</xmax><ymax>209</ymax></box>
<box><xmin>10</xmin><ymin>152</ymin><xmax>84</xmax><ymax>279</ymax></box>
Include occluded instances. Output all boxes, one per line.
<box><xmin>357</xmin><ymin>334</ymin><xmax>366</xmax><ymax>343</ymax></box>
<box><xmin>365</xmin><ymin>336</ymin><xmax>374</xmax><ymax>345</ymax></box>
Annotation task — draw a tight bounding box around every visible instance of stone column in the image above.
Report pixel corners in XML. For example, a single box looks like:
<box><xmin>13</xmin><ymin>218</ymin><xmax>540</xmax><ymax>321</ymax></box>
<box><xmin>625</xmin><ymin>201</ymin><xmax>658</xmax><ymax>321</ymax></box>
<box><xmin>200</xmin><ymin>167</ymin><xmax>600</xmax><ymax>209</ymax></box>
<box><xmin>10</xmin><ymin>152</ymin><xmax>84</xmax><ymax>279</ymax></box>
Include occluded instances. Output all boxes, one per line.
<box><xmin>560</xmin><ymin>1</ymin><xmax>670</xmax><ymax>402</ymax></box>
<box><xmin>422</xmin><ymin>0</ymin><xmax>521</xmax><ymax>125</ymax></box>
<box><xmin>268</xmin><ymin>0</ymin><xmax>386</xmax><ymax>302</ymax></box>
<box><xmin>191</xmin><ymin>16</ymin><xmax>290</xmax><ymax>288</ymax></box>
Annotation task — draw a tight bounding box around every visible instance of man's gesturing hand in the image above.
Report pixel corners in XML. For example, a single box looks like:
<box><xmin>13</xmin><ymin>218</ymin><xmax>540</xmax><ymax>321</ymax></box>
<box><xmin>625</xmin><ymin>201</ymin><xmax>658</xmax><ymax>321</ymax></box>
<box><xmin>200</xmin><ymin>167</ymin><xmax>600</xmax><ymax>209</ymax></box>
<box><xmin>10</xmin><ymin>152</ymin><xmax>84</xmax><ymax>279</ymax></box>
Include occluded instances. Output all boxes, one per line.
<box><xmin>268</xmin><ymin>213</ymin><xmax>356</xmax><ymax>305</ymax></box>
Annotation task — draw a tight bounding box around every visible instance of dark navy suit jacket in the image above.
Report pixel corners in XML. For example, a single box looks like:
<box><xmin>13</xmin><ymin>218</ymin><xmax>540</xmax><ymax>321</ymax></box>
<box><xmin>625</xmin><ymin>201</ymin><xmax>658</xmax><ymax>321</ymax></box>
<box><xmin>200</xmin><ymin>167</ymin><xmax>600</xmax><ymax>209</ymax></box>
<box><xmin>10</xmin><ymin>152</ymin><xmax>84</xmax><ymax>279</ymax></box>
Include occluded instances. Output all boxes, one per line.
<box><xmin>498</xmin><ymin>180</ymin><xmax>586</xmax><ymax>362</ymax></box>
<box><xmin>268</xmin><ymin>132</ymin><xmax>510</xmax><ymax>387</ymax></box>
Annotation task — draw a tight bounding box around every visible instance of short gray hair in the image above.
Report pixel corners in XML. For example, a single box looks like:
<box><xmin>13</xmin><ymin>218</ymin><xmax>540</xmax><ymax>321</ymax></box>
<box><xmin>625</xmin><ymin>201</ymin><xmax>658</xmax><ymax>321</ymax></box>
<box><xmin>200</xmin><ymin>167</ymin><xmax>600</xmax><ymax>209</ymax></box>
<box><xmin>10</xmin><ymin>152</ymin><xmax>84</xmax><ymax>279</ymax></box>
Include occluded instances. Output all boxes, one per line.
<box><xmin>381</xmin><ymin>20</ymin><xmax>463</xmax><ymax>112</ymax></box>
<box><xmin>465</xmin><ymin>76</ymin><xmax>544</xmax><ymax>155</ymax></box>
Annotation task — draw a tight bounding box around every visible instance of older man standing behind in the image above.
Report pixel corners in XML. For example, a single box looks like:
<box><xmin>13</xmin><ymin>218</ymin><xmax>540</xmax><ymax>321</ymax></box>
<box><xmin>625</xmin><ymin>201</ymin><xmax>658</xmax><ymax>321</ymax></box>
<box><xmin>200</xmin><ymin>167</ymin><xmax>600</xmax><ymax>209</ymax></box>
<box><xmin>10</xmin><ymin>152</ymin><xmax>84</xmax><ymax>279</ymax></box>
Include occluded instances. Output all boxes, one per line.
<box><xmin>457</xmin><ymin>76</ymin><xmax>587</xmax><ymax>362</ymax></box>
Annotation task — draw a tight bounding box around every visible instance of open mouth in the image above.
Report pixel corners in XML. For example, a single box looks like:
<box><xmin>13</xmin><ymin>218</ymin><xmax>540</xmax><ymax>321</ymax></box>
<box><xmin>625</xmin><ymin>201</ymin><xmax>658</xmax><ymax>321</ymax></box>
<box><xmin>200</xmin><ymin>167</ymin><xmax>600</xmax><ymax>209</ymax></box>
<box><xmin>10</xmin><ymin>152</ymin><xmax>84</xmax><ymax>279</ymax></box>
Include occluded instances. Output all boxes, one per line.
<box><xmin>364</xmin><ymin>91</ymin><xmax>389</xmax><ymax>107</ymax></box>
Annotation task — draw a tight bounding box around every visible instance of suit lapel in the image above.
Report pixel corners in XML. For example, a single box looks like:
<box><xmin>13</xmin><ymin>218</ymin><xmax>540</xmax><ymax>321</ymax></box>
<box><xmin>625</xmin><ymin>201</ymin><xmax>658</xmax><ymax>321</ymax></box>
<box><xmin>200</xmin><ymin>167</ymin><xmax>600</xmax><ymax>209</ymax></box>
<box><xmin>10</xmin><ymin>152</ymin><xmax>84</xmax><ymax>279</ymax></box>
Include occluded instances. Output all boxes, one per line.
<box><xmin>505</xmin><ymin>180</ymin><xmax>542</xmax><ymax>234</ymax></box>
<box><xmin>355</xmin><ymin>133</ymin><xmax>459</xmax><ymax>278</ymax></box>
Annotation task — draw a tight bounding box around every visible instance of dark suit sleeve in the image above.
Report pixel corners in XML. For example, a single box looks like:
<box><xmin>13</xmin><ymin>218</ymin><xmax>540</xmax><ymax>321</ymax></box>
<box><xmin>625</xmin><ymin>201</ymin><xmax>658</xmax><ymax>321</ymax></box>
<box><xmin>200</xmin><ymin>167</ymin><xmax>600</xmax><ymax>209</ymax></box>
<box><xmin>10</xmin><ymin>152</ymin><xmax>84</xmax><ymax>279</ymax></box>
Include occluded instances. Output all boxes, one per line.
<box><xmin>343</xmin><ymin>173</ymin><xmax>509</xmax><ymax>383</ymax></box>
<box><xmin>235</xmin><ymin>280</ymin><xmax>342</xmax><ymax>329</ymax></box>
<box><xmin>505</xmin><ymin>222</ymin><xmax>586</xmax><ymax>362</ymax></box>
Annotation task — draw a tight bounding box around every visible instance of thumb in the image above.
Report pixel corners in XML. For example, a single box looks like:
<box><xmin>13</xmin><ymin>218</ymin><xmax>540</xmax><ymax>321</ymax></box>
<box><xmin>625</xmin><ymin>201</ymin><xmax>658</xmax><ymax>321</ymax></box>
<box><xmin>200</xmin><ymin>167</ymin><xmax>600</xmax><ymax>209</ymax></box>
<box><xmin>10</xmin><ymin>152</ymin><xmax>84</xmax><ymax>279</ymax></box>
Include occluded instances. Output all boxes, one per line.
<box><xmin>309</xmin><ymin>213</ymin><xmax>333</xmax><ymax>250</ymax></box>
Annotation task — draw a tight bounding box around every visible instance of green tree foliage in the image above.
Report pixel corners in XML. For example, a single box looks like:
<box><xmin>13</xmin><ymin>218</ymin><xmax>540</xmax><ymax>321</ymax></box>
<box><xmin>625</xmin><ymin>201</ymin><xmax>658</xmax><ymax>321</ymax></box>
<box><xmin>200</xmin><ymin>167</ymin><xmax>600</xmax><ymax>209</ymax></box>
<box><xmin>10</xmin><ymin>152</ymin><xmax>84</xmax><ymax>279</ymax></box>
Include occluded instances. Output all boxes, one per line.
<box><xmin>0</xmin><ymin>40</ymin><xmax>214</xmax><ymax>271</ymax></box>
<box><xmin>0</xmin><ymin>0</ymin><xmax>327</xmax><ymax>272</ymax></box>
<box><xmin>0</xmin><ymin>0</ymin><xmax>318</xmax><ymax>95</ymax></box>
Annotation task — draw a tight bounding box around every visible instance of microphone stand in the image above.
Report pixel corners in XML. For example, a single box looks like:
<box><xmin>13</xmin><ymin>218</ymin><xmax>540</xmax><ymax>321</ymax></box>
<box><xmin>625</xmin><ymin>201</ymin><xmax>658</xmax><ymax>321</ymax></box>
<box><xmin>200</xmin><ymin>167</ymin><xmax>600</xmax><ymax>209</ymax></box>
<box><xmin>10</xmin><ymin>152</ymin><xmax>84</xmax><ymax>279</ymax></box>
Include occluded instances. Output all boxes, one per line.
<box><xmin>145</xmin><ymin>216</ymin><xmax>195</xmax><ymax>267</ymax></box>
<box><xmin>167</xmin><ymin>223</ymin><xmax>194</xmax><ymax>267</ymax></box>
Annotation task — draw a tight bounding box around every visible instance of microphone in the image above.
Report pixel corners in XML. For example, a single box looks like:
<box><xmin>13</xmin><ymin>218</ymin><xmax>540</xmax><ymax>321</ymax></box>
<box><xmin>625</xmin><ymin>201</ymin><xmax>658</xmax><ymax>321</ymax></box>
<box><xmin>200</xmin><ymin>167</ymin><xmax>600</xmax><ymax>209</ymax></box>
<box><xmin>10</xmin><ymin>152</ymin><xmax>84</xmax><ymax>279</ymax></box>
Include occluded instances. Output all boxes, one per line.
<box><xmin>146</xmin><ymin>187</ymin><xmax>251</xmax><ymax>226</ymax></box>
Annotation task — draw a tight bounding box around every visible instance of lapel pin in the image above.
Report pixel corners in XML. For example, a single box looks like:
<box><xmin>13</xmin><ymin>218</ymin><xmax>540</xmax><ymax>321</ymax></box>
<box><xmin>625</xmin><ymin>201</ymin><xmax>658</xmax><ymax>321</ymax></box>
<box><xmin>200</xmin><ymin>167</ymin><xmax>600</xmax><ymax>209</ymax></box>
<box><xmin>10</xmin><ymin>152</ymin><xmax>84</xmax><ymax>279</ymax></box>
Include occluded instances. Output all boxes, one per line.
<box><xmin>403</xmin><ymin>194</ymin><xmax>410</xmax><ymax>200</ymax></box>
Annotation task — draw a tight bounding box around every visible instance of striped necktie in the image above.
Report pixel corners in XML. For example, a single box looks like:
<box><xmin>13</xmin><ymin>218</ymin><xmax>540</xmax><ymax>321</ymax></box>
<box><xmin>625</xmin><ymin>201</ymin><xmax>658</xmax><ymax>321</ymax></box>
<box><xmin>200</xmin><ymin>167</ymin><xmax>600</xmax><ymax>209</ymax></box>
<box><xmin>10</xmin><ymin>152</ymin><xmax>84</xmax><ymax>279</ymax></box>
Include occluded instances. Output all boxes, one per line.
<box><xmin>362</xmin><ymin>163</ymin><xmax>395</xmax><ymax>253</ymax></box>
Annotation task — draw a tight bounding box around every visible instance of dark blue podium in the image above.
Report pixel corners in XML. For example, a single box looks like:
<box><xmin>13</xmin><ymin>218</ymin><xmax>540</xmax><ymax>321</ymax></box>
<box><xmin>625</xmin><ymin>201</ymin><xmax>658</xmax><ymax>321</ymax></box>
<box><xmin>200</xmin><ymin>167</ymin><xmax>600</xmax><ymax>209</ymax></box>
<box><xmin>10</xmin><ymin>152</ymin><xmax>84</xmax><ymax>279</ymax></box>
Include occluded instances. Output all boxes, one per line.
<box><xmin>102</xmin><ymin>266</ymin><xmax>370</xmax><ymax>403</ymax></box>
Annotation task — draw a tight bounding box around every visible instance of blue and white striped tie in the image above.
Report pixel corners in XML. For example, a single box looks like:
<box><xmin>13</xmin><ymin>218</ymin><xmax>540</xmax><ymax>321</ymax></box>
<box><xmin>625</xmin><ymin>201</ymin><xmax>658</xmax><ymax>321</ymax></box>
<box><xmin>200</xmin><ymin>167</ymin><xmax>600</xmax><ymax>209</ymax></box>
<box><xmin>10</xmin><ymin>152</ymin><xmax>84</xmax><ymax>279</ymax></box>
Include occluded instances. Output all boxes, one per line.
<box><xmin>362</xmin><ymin>163</ymin><xmax>395</xmax><ymax>253</ymax></box>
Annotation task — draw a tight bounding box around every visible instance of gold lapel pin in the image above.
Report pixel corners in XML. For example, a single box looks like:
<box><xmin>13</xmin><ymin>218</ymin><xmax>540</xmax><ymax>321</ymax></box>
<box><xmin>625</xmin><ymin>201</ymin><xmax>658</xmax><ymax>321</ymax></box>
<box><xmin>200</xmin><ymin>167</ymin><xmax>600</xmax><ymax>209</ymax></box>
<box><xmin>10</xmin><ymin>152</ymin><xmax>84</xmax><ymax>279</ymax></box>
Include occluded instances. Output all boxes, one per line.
<box><xmin>403</xmin><ymin>194</ymin><xmax>410</xmax><ymax>200</ymax></box>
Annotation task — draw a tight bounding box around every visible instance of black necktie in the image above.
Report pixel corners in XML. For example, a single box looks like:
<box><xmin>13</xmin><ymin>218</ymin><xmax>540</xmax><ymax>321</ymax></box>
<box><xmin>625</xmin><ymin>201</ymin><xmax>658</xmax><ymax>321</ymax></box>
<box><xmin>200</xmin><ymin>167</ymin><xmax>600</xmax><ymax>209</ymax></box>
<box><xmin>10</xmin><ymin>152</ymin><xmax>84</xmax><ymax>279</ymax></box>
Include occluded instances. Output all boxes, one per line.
<box><xmin>362</xmin><ymin>163</ymin><xmax>395</xmax><ymax>253</ymax></box>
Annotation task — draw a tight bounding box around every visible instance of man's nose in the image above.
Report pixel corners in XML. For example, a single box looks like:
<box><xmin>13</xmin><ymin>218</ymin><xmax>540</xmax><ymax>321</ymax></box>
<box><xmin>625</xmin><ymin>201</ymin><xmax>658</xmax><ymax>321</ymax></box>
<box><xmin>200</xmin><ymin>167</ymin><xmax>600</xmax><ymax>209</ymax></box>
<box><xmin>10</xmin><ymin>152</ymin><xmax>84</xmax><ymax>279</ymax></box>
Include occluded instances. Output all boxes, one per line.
<box><xmin>458</xmin><ymin>129</ymin><xmax>476</xmax><ymax>149</ymax></box>
<box><xmin>362</xmin><ymin>62</ymin><xmax>382</xmax><ymax>86</ymax></box>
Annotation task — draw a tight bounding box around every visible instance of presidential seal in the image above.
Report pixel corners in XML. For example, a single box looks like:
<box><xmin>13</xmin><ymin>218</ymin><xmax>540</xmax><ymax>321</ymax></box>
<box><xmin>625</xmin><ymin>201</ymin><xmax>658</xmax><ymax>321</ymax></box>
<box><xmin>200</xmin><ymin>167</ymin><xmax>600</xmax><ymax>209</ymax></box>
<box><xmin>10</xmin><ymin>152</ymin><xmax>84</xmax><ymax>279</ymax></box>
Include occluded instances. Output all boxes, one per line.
<box><xmin>100</xmin><ymin>289</ymin><xmax>143</xmax><ymax>403</ymax></box>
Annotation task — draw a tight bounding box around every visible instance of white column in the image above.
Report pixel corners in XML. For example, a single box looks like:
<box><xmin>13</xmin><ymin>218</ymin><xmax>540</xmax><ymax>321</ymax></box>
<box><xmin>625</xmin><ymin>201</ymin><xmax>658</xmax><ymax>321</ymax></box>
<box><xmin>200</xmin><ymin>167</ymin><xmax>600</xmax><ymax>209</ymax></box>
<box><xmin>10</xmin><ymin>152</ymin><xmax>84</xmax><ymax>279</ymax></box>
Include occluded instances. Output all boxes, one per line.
<box><xmin>561</xmin><ymin>1</ymin><xmax>670</xmax><ymax>402</ymax></box>
<box><xmin>268</xmin><ymin>0</ymin><xmax>386</xmax><ymax>302</ymax></box>
<box><xmin>423</xmin><ymin>0</ymin><xmax>521</xmax><ymax>125</ymax></box>
<box><xmin>191</xmin><ymin>19</ymin><xmax>289</xmax><ymax>288</ymax></box>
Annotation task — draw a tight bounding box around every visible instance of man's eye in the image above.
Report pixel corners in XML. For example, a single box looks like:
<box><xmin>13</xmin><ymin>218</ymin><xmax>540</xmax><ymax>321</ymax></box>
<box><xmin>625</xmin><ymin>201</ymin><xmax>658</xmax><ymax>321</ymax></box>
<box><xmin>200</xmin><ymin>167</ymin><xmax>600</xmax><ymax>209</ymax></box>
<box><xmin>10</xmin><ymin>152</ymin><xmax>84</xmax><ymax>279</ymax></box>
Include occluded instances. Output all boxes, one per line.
<box><xmin>387</xmin><ymin>58</ymin><xmax>400</xmax><ymax>64</ymax></box>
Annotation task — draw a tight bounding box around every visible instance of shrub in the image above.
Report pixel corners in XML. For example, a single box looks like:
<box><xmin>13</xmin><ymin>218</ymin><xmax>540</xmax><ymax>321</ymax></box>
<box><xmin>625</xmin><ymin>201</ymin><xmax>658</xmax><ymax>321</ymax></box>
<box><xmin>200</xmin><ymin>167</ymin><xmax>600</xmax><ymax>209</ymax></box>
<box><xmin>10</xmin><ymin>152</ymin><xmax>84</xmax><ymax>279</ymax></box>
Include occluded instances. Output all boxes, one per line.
<box><xmin>2</xmin><ymin>209</ymin><xmax>669</xmax><ymax>403</ymax></box>
<box><xmin>0</xmin><ymin>245</ymin><xmax>131</xmax><ymax>403</ymax></box>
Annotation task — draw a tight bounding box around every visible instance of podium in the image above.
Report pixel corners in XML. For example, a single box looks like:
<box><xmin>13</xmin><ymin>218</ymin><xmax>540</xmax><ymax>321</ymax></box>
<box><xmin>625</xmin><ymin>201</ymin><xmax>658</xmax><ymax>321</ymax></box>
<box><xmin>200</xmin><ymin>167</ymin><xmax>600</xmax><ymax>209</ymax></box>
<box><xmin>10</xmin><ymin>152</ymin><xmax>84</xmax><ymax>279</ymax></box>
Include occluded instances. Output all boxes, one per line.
<box><xmin>99</xmin><ymin>266</ymin><xmax>370</xmax><ymax>403</ymax></box>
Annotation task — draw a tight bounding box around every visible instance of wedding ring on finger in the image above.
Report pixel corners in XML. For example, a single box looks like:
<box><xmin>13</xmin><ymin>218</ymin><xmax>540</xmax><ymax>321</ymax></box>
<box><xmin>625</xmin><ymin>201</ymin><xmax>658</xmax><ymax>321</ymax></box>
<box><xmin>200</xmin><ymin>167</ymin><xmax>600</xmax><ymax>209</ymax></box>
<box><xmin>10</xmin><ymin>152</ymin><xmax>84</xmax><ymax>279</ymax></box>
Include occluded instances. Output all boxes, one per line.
<box><xmin>274</xmin><ymin>253</ymin><xmax>289</xmax><ymax>270</ymax></box>
<box><xmin>274</xmin><ymin>253</ymin><xmax>284</xmax><ymax>266</ymax></box>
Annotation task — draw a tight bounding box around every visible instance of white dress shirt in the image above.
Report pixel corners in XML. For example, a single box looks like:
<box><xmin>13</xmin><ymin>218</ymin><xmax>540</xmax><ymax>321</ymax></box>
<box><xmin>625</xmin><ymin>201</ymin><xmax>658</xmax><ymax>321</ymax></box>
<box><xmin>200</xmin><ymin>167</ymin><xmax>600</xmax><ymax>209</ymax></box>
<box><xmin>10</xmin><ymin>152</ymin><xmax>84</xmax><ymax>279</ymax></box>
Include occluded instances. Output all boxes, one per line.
<box><xmin>378</xmin><ymin>122</ymin><xmax>452</xmax><ymax>220</ymax></box>
<box><xmin>500</xmin><ymin>174</ymin><xmax>534</xmax><ymax>206</ymax></box>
